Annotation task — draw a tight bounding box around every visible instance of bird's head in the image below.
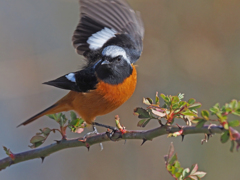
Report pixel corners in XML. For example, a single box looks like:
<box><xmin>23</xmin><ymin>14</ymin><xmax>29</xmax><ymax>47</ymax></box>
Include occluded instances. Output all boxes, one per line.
<box><xmin>95</xmin><ymin>45</ymin><xmax>133</xmax><ymax>85</ymax></box>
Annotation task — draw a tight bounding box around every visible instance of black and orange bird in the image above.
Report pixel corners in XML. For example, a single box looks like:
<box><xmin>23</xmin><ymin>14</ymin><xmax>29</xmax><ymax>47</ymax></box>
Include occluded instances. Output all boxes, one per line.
<box><xmin>18</xmin><ymin>0</ymin><xmax>144</xmax><ymax>130</ymax></box>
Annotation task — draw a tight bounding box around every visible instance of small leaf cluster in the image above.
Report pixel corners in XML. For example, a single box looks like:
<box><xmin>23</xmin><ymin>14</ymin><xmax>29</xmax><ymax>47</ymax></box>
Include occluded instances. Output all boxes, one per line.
<box><xmin>29</xmin><ymin>112</ymin><xmax>86</xmax><ymax>148</ymax></box>
<box><xmin>134</xmin><ymin>93</ymin><xmax>240</xmax><ymax>152</ymax></box>
<box><xmin>29</xmin><ymin>128</ymin><xmax>52</xmax><ymax>148</ymax></box>
<box><xmin>192</xmin><ymin>100</ymin><xmax>240</xmax><ymax>129</ymax></box>
<box><xmin>164</xmin><ymin>143</ymin><xmax>206</xmax><ymax>180</ymax></box>
<box><xmin>208</xmin><ymin>100</ymin><xmax>240</xmax><ymax>152</ymax></box>
<box><xmin>68</xmin><ymin>112</ymin><xmax>86</xmax><ymax>133</ymax></box>
<box><xmin>134</xmin><ymin>93</ymin><xmax>202</xmax><ymax>127</ymax></box>
<box><xmin>210</xmin><ymin>100</ymin><xmax>240</xmax><ymax>129</ymax></box>
<box><xmin>3</xmin><ymin>146</ymin><xmax>15</xmax><ymax>160</ymax></box>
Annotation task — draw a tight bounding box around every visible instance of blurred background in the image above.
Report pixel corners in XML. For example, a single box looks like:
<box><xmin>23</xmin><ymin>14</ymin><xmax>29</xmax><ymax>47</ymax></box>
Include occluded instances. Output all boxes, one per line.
<box><xmin>1</xmin><ymin>0</ymin><xmax>240</xmax><ymax>179</ymax></box>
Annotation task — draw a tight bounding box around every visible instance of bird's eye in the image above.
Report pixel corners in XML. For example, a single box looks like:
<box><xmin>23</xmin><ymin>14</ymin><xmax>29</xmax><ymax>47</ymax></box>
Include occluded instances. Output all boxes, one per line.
<box><xmin>117</xmin><ymin>56</ymin><xmax>121</xmax><ymax>61</ymax></box>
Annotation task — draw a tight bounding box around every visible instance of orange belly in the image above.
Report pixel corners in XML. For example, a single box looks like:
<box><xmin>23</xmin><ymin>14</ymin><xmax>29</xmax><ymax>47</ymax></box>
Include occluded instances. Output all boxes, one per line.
<box><xmin>65</xmin><ymin>66</ymin><xmax>137</xmax><ymax>124</ymax></box>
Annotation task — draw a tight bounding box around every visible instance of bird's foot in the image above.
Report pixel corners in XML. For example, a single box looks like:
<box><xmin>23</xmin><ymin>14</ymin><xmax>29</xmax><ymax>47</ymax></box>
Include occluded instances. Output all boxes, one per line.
<box><xmin>106</xmin><ymin>128</ymin><xmax>120</xmax><ymax>141</ymax></box>
<box><xmin>92</xmin><ymin>122</ymin><xmax>118</xmax><ymax>131</ymax></box>
<box><xmin>92</xmin><ymin>122</ymin><xmax>121</xmax><ymax>141</ymax></box>
<box><xmin>82</xmin><ymin>125</ymin><xmax>103</xmax><ymax>151</ymax></box>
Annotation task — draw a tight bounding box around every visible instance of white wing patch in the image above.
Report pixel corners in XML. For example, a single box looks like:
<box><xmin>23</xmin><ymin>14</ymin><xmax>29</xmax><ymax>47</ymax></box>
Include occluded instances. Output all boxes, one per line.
<box><xmin>87</xmin><ymin>27</ymin><xmax>116</xmax><ymax>50</ymax></box>
<box><xmin>65</xmin><ymin>73</ymin><xmax>76</xmax><ymax>83</ymax></box>
<box><xmin>102</xmin><ymin>45</ymin><xmax>131</xmax><ymax>64</ymax></box>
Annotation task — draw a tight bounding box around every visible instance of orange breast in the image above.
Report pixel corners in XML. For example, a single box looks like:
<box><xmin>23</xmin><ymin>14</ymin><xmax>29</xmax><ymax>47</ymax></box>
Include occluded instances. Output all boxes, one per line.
<box><xmin>69</xmin><ymin>65</ymin><xmax>137</xmax><ymax>124</ymax></box>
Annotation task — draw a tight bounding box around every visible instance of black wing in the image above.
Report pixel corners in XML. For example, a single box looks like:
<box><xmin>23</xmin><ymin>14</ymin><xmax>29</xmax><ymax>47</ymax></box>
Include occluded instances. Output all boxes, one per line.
<box><xmin>43</xmin><ymin>68</ymin><xmax>98</xmax><ymax>92</ymax></box>
<box><xmin>72</xmin><ymin>0</ymin><xmax>144</xmax><ymax>61</ymax></box>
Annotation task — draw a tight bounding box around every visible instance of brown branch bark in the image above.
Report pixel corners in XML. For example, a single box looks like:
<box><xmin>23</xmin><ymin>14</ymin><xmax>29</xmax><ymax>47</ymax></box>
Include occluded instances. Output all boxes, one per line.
<box><xmin>0</xmin><ymin>125</ymin><xmax>224</xmax><ymax>171</ymax></box>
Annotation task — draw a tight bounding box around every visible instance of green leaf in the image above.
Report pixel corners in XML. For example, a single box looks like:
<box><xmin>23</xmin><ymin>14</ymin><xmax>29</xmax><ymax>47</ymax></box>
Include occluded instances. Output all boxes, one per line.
<box><xmin>70</xmin><ymin>111</ymin><xmax>77</xmax><ymax>121</ymax></box>
<box><xmin>30</xmin><ymin>136</ymin><xmax>45</xmax><ymax>144</ymax></box>
<box><xmin>160</xmin><ymin>93</ymin><xmax>166</xmax><ymax>101</ymax></box>
<box><xmin>172</xmin><ymin>96</ymin><xmax>180</xmax><ymax>105</ymax></box>
<box><xmin>188</xmin><ymin>98</ymin><xmax>196</xmax><ymax>105</ymax></box>
<box><xmin>41</xmin><ymin>128</ymin><xmax>51</xmax><ymax>136</ymax></box>
<box><xmin>201</xmin><ymin>110</ymin><xmax>209</xmax><ymax>120</ymax></box>
<box><xmin>137</xmin><ymin>119</ymin><xmax>151</xmax><ymax>127</ymax></box>
<box><xmin>174</xmin><ymin>161</ymin><xmax>181</xmax><ymax>168</ymax></box>
<box><xmin>151</xmin><ymin>109</ymin><xmax>166</xmax><ymax>118</ymax></box>
<box><xmin>232</xmin><ymin>109</ymin><xmax>240</xmax><ymax>116</ymax></box>
<box><xmin>221</xmin><ymin>106</ymin><xmax>232</xmax><ymax>114</ymax></box>
<box><xmin>191</xmin><ymin>109</ymin><xmax>198</xmax><ymax>114</ymax></box>
<box><xmin>182</xmin><ymin>168</ymin><xmax>190</xmax><ymax>179</ymax></box>
<box><xmin>47</xmin><ymin>114</ymin><xmax>56</xmax><ymax>120</ymax></box>
<box><xmin>182</xmin><ymin>110</ymin><xmax>198</xmax><ymax>117</ymax></box>
<box><xmin>69</xmin><ymin>118</ymin><xmax>84</xmax><ymax>128</ymax></box>
<box><xmin>223</xmin><ymin>122</ymin><xmax>229</xmax><ymax>130</ymax></box>
<box><xmin>168</xmin><ymin>154</ymin><xmax>177</xmax><ymax>165</ymax></box>
<box><xmin>175</xmin><ymin>172</ymin><xmax>182</xmax><ymax>178</ymax></box>
<box><xmin>172</xmin><ymin>103</ymin><xmax>179</xmax><ymax>110</ymax></box>
<box><xmin>209</xmin><ymin>107</ymin><xmax>218</xmax><ymax>114</ymax></box>
<box><xmin>189</xmin><ymin>103</ymin><xmax>202</xmax><ymax>110</ymax></box>
<box><xmin>192</xmin><ymin>171</ymin><xmax>207</xmax><ymax>178</ymax></box>
<box><xmin>171</xmin><ymin>166</ymin><xmax>176</xmax><ymax>175</ymax></box>
<box><xmin>134</xmin><ymin>108</ymin><xmax>151</xmax><ymax>119</ymax></box>
<box><xmin>210</xmin><ymin>103</ymin><xmax>220</xmax><ymax>114</ymax></box>
<box><xmin>179</xmin><ymin>101</ymin><xmax>187</xmax><ymax>109</ymax></box>
<box><xmin>196</xmin><ymin>120</ymin><xmax>206</xmax><ymax>128</ymax></box>
<box><xmin>230</xmin><ymin>99</ymin><xmax>238</xmax><ymax>110</ymax></box>
<box><xmin>30</xmin><ymin>141</ymin><xmax>43</xmax><ymax>148</ymax></box>
<box><xmin>56</xmin><ymin>113</ymin><xmax>62</xmax><ymax>121</ymax></box>
<box><xmin>167</xmin><ymin>164</ymin><xmax>172</xmax><ymax>171</ymax></box>
<box><xmin>59</xmin><ymin>114</ymin><xmax>67</xmax><ymax>127</ymax></box>
<box><xmin>228</xmin><ymin>120</ymin><xmax>240</xmax><ymax>127</ymax></box>
<box><xmin>161</xmin><ymin>94</ymin><xmax>171</xmax><ymax>105</ymax></box>
<box><xmin>143</xmin><ymin>98</ymin><xmax>153</xmax><ymax>105</ymax></box>
<box><xmin>213</xmin><ymin>103</ymin><xmax>220</xmax><ymax>109</ymax></box>
<box><xmin>220</xmin><ymin>131</ymin><xmax>229</xmax><ymax>143</ymax></box>
<box><xmin>190</xmin><ymin>164</ymin><xmax>198</xmax><ymax>175</ymax></box>
<box><xmin>192</xmin><ymin>118</ymin><xmax>205</xmax><ymax>124</ymax></box>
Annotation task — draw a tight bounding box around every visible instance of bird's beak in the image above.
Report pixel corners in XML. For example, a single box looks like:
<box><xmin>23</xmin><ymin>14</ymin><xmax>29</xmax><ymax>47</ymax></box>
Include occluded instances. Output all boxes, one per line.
<box><xmin>101</xmin><ymin>60</ymin><xmax>110</xmax><ymax>65</ymax></box>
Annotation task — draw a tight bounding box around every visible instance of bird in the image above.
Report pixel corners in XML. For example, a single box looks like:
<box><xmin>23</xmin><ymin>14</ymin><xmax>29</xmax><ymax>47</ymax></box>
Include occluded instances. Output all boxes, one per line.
<box><xmin>17</xmin><ymin>0</ymin><xmax>144</xmax><ymax>129</ymax></box>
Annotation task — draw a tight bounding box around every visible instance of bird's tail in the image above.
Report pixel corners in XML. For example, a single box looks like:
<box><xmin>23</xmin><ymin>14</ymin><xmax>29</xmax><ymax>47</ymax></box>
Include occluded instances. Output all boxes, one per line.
<box><xmin>17</xmin><ymin>94</ymin><xmax>73</xmax><ymax>127</ymax></box>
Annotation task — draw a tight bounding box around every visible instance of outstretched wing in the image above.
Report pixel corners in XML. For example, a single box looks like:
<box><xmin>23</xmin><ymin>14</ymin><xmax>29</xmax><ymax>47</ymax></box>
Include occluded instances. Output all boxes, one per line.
<box><xmin>72</xmin><ymin>0</ymin><xmax>144</xmax><ymax>61</ymax></box>
<box><xmin>43</xmin><ymin>68</ymin><xmax>98</xmax><ymax>92</ymax></box>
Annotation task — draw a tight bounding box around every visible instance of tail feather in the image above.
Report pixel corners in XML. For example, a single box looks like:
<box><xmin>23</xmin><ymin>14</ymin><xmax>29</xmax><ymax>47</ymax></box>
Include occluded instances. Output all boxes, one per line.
<box><xmin>17</xmin><ymin>102</ymin><xmax>70</xmax><ymax>127</ymax></box>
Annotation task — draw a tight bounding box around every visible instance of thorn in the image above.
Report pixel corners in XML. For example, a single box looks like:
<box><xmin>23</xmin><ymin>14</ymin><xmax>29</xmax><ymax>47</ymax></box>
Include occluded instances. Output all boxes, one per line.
<box><xmin>176</xmin><ymin>124</ymin><xmax>182</xmax><ymax>129</ymax></box>
<box><xmin>181</xmin><ymin>135</ymin><xmax>185</xmax><ymax>142</ymax></box>
<box><xmin>40</xmin><ymin>157</ymin><xmax>45</xmax><ymax>163</ymax></box>
<box><xmin>141</xmin><ymin>138</ymin><xmax>147</xmax><ymax>146</ymax></box>
<box><xmin>158</xmin><ymin>120</ymin><xmax>164</xmax><ymax>127</ymax></box>
<box><xmin>85</xmin><ymin>142</ymin><xmax>90</xmax><ymax>151</ymax></box>
<box><xmin>79</xmin><ymin>138</ymin><xmax>86</xmax><ymax>143</ymax></box>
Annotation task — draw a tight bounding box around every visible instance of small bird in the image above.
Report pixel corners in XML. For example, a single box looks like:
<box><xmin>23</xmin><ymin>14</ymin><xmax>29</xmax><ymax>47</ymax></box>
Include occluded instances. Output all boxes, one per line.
<box><xmin>18</xmin><ymin>0</ymin><xmax>144</xmax><ymax>128</ymax></box>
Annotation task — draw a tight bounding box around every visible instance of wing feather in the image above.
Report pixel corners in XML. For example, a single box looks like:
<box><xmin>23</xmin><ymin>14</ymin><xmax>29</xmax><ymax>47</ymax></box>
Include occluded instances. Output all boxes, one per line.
<box><xmin>72</xmin><ymin>0</ymin><xmax>144</xmax><ymax>61</ymax></box>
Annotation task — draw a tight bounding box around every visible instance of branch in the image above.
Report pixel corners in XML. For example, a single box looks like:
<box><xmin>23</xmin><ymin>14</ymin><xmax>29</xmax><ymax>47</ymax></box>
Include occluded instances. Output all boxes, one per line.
<box><xmin>0</xmin><ymin>125</ymin><xmax>224</xmax><ymax>171</ymax></box>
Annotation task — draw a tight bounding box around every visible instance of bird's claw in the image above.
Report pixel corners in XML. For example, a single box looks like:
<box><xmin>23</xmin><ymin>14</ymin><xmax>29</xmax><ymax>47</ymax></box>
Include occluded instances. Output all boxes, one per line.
<box><xmin>106</xmin><ymin>128</ymin><xmax>122</xmax><ymax>141</ymax></box>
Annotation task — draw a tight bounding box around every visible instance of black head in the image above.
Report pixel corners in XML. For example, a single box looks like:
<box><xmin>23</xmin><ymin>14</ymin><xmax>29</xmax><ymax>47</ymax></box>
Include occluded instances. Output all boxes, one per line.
<box><xmin>95</xmin><ymin>45</ymin><xmax>133</xmax><ymax>85</ymax></box>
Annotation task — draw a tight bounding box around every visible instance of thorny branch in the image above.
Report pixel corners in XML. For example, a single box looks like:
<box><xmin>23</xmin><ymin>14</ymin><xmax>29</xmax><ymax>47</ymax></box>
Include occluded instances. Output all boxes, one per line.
<box><xmin>0</xmin><ymin>125</ymin><xmax>224</xmax><ymax>171</ymax></box>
